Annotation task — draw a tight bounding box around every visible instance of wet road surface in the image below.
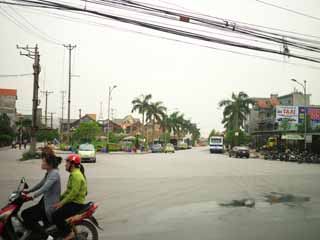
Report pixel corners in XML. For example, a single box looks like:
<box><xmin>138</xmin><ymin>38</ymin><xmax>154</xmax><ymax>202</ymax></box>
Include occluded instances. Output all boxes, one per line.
<box><xmin>1</xmin><ymin>147</ymin><xmax>320</xmax><ymax>239</ymax></box>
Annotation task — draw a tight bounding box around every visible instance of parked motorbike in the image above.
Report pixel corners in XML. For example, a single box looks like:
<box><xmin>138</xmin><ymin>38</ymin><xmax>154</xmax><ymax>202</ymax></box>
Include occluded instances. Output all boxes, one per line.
<box><xmin>0</xmin><ymin>178</ymin><xmax>102</xmax><ymax>240</ymax></box>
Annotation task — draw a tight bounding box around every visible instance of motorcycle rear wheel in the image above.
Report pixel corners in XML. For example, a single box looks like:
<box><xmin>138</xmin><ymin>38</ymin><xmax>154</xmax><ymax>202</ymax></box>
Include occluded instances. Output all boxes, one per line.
<box><xmin>74</xmin><ymin>220</ymin><xmax>98</xmax><ymax>240</ymax></box>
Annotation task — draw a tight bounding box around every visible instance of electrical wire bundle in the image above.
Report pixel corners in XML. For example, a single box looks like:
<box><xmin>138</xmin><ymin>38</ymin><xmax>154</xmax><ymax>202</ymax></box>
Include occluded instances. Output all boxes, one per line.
<box><xmin>1</xmin><ymin>0</ymin><xmax>320</xmax><ymax>65</ymax></box>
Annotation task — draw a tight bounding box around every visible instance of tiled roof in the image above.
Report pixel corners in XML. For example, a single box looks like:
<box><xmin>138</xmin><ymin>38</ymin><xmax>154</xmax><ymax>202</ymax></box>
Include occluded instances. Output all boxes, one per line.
<box><xmin>0</xmin><ymin>88</ymin><xmax>17</xmax><ymax>96</ymax></box>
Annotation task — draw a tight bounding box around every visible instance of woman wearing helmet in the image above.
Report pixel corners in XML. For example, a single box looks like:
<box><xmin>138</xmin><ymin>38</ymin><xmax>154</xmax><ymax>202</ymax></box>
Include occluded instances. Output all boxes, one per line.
<box><xmin>21</xmin><ymin>149</ymin><xmax>62</xmax><ymax>239</ymax></box>
<box><xmin>52</xmin><ymin>154</ymin><xmax>87</xmax><ymax>240</ymax></box>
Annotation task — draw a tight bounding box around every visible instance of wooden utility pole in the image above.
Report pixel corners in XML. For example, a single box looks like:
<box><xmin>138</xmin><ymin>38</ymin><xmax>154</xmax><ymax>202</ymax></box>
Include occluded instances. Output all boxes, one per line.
<box><xmin>17</xmin><ymin>44</ymin><xmax>41</xmax><ymax>153</ymax></box>
<box><xmin>41</xmin><ymin>90</ymin><xmax>53</xmax><ymax>127</ymax></box>
<box><xmin>63</xmin><ymin>44</ymin><xmax>76</xmax><ymax>144</ymax></box>
<box><xmin>49</xmin><ymin>112</ymin><xmax>55</xmax><ymax>129</ymax></box>
<box><xmin>79</xmin><ymin>108</ymin><xmax>82</xmax><ymax>121</ymax></box>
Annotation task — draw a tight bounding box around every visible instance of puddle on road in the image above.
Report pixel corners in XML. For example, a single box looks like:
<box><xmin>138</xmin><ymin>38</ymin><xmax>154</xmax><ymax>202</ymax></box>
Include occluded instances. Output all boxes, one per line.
<box><xmin>219</xmin><ymin>193</ymin><xmax>310</xmax><ymax>209</ymax></box>
<box><xmin>219</xmin><ymin>198</ymin><xmax>255</xmax><ymax>208</ymax></box>
<box><xmin>264</xmin><ymin>192</ymin><xmax>310</xmax><ymax>206</ymax></box>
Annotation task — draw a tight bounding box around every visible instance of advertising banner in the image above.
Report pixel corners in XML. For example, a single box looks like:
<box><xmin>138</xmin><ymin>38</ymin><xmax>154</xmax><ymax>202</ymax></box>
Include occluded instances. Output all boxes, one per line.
<box><xmin>298</xmin><ymin>107</ymin><xmax>320</xmax><ymax>129</ymax></box>
<box><xmin>276</xmin><ymin>106</ymin><xmax>299</xmax><ymax>130</ymax></box>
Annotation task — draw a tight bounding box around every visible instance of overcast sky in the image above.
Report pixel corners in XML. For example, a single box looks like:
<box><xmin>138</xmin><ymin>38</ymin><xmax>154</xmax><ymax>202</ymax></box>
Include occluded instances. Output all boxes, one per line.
<box><xmin>1</xmin><ymin>0</ymin><xmax>319</xmax><ymax>137</ymax></box>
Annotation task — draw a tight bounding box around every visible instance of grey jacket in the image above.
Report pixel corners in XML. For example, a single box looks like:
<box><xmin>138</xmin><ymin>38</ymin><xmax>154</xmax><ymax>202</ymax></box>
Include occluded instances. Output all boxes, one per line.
<box><xmin>27</xmin><ymin>169</ymin><xmax>61</xmax><ymax>222</ymax></box>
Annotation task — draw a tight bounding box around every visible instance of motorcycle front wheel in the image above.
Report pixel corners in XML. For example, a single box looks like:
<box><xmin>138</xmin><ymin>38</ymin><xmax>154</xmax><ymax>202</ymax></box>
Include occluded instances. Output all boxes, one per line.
<box><xmin>74</xmin><ymin>220</ymin><xmax>98</xmax><ymax>240</ymax></box>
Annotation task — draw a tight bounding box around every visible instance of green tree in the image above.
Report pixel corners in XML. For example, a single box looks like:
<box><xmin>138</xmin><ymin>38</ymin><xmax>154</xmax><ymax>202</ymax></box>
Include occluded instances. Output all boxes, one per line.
<box><xmin>219</xmin><ymin>92</ymin><xmax>253</xmax><ymax>146</ymax></box>
<box><xmin>146</xmin><ymin>101</ymin><xmax>166</xmax><ymax>142</ymax></box>
<box><xmin>314</xmin><ymin>125</ymin><xmax>320</xmax><ymax>133</ymax></box>
<box><xmin>161</xmin><ymin>112</ymin><xmax>200</xmax><ymax>145</ymax></box>
<box><xmin>131</xmin><ymin>94</ymin><xmax>152</xmax><ymax>127</ymax></box>
<box><xmin>73</xmin><ymin>122</ymin><xmax>101</xmax><ymax>143</ymax></box>
<box><xmin>208</xmin><ymin>129</ymin><xmax>222</xmax><ymax>139</ymax></box>
<box><xmin>225</xmin><ymin>129</ymin><xmax>250</xmax><ymax>146</ymax></box>
<box><xmin>297</xmin><ymin>115</ymin><xmax>312</xmax><ymax>133</ymax></box>
<box><xmin>165</xmin><ymin>111</ymin><xmax>184</xmax><ymax>139</ymax></box>
<box><xmin>190</xmin><ymin>123</ymin><xmax>201</xmax><ymax>146</ymax></box>
<box><xmin>36</xmin><ymin>129</ymin><xmax>59</xmax><ymax>142</ymax></box>
<box><xmin>0</xmin><ymin>113</ymin><xmax>15</xmax><ymax>146</ymax></box>
<box><xmin>279</xmin><ymin>119</ymin><xmax>290</xmax><ymax>134</ymax></box>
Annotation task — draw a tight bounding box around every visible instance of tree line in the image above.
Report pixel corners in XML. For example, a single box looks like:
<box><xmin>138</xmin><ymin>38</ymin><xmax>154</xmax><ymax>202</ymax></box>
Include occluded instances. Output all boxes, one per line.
<box><xmin>131</xmin><ymin>94</ymin><xmax>200</xmax><ymax>144</ymax></box>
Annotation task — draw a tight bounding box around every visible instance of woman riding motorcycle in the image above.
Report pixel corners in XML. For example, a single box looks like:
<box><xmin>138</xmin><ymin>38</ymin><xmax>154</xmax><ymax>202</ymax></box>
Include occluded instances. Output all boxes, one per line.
<box><xmin>52</xmin><ymin>154</ymin><xmax>87</xmax><ymax>240</ymax></box>
<box><xmin>21</xmin><ymin>149</ymin><xmax>62</xmax><ymax>239</ymax></box>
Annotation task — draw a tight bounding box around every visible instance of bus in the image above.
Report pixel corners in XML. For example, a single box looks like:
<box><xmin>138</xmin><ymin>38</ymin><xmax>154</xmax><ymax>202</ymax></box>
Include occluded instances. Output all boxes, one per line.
<box><xmin>209</xmin><ymin>136</ymin><xmax>224</xmax><ymax>153</ymax></box>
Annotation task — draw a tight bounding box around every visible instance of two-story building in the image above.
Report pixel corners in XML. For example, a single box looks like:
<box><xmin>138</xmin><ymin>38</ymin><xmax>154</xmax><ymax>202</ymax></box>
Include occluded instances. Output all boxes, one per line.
<box><xmin>0</xmin><ymin>88</ymin><xmax>17</xmax><ymax>126</ymax></box>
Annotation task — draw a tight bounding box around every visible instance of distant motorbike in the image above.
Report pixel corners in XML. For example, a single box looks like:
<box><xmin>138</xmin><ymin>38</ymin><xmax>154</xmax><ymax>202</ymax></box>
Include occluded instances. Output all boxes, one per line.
<box><xmin>0</xmin><ymin>178</ymin><xmax>102</xmax><ymax>240</ymax></box>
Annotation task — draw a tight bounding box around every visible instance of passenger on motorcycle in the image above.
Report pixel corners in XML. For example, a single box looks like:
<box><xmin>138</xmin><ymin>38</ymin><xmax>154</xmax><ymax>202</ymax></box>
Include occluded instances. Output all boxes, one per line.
<box><xmin>52</xmin><ymin>154</ymin><xmax>87</xmax><ymax>240</ymax></box>
<box><xmin>21</xmin><ymin>150</ymin><xmax>62</xmax><ymax>239</ymax></box>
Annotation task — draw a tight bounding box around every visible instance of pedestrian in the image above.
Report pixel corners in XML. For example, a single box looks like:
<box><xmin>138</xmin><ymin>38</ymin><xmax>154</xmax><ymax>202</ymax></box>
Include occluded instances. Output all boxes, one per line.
<box><xmin>18</xmin><ymin>140</ymin><xmax>22</xmax><ymax>150</ymax></box>
<box><xmin>23</xmin><ymin>139</ymin><xmax>28</xmax><ymax>149</ymax></box>
<box><xmin>11</xmin><ymin>140</ymin><xmax>16</xmax><ymax>149</ymax></box>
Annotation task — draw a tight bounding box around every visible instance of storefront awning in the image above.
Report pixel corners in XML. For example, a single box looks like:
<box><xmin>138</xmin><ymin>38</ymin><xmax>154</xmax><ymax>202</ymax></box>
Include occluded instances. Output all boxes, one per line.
<box><xmin>281</xmin><ymin>134</ymin><xmax>304</xmax><ymax>140</ymax></box>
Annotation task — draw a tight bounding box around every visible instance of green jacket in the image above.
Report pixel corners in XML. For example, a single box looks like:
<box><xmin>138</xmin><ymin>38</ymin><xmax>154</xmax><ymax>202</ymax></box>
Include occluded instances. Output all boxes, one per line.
<box><xmin>60</xmin><ymin>168</ymin><xmax>87</xmax><ymax>205</ymax></box>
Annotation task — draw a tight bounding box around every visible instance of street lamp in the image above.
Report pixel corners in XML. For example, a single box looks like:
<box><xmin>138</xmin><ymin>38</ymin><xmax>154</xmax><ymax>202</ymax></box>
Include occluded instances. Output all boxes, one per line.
<box><xmin>291</xmin><ymin>78</ymin><xmax>307</xmax><ymax>150</ymax></box>
<box><xmin>106</xmin><ymin>85</ymin><xmax>117</xmax><ymax>145</ymax></box>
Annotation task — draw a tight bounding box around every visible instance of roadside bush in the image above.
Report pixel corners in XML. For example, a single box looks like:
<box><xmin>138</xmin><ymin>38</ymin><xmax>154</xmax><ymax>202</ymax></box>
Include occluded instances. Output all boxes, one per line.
<box><xmin>58</xmin><ymin>143</ymin><xmax>69</xmax><ymax>151</ymax></box>
<box><xmin>0</xmin><ymin>134</ymin><xmax>13</xmax><ymax>147</ymax></box>
<box><xmin>21</xmin><ymin>150</ymin><xmax>41</xmax><ymax>161</ymax></box>
<box><xmin>108</xmin><ymin>143</ymin><xmax>122</xmax><ymax>152</ymax></box>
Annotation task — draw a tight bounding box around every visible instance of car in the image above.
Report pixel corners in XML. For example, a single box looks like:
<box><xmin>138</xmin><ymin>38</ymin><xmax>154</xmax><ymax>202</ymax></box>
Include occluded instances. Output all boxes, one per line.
<box><xmin>78</xmin><ymin>143</ymin><xmax>96</xmax><ymax>163</ymax></box>
<box><xmin>151</xmin><ymin>143</ymin><xmax>163</xmax><ymax>153</ymax></box>
<box><xmin>164</xmin><ymin>143</ymin><xmax>175</xmax><ymax>153</ymax></box>
<box><xmin>177</xmin><ymin>142</ymin><xmax>188</xmax><ymax>150</ymax></box>
<box><xmin>229</xmin><ymin>146</ymin><xmax>250</xmax><ymax>158</ymax></box>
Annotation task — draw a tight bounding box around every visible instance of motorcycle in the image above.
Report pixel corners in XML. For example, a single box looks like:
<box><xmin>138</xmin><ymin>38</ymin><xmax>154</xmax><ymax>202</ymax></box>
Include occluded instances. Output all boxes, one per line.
<box><xmin>0</xmin><ymin>177</ymin><xmax>102</xmax><ymax>240</ymax></box>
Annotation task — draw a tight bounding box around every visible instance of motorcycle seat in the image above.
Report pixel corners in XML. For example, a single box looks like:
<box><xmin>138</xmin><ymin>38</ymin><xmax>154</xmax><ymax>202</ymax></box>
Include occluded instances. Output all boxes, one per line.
<box><xmin>78</xmin><ymin>201</ymin><xmax>94</xmax><ymax>214</ymax></box>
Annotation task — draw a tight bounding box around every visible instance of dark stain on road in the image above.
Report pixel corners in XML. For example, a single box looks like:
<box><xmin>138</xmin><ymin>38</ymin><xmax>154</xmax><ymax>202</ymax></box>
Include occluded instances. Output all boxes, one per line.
<box><xmin>264</xmin><ymin>192</ymin><xmax>310</xmax><ymax>205</ymax></box>
<box><xmin>219</xmin><ymin>198</ymin><xmax>255</xmax><ymax>208</ymax></box>
<box><xmin>219</xmin><ymin>192</ymin><xmax>310</xmax><ymax>209</ymax></box>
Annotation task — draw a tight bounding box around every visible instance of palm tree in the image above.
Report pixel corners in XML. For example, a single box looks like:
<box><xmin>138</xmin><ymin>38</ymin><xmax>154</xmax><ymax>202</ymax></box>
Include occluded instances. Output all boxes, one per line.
<box><xmin>219</xmin><ymin>92</ymin><xmax>253</xmax><ymax>131</ymax></box>
<box><xmin>166</xmin><ymin>111</ymin><xmax>185</xmax><ymax>139</ymax></box>
<box><xmin>146</xmin><ymin>101</ymin><xmax>166</xmax><ymax>142</ymax></box>
<box><xmin>190</xmin><ymin>123</ymin><xmax>201</xmax><ymax>145</ymax></box>
<box><xmin>131</xmin><ymin>94</ymin><xmax>152</xmax><ymax>136</ymax></box>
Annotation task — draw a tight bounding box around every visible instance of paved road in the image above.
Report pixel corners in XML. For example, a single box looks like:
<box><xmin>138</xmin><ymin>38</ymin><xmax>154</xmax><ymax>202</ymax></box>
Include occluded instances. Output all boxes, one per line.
<box><xmin>1</xmin><ymin>147</ymin><xmax>320</xmax><ymax>240</ymax></box>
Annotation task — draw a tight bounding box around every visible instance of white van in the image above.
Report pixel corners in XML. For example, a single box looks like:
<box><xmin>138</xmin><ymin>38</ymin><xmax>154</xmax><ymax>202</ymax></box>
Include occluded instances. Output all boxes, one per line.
<box><xmin>209</xmin><ymin>136</ymin><xmax>224</xmax><ymax>153</ymax></box>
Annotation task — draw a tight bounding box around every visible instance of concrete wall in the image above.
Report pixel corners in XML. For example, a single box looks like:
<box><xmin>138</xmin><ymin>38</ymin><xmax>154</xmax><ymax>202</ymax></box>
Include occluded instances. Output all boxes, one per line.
<box><xmin>279</xmin><ymin>93</ymin><xmax>310</xmax><ymax>106</ymax></box>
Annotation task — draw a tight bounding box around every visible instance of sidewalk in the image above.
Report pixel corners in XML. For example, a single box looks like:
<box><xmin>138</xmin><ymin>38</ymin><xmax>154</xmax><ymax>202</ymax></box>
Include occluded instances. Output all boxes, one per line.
<box><xmin>0</xmin><ymin>146</ymin><xmax>11</xmax><ymax>151</ymax></box>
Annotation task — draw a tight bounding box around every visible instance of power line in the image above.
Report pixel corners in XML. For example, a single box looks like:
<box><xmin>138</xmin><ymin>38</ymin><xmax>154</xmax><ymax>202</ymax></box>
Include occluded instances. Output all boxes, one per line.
<box><xmin>256</xmin><ymin>0</ymin><xmax>320</xmax><ymax>22</ymax></box>
<box><xmin>0</xmin><ymin>4</ymin><xmax>62</xmax><ymax>45</ymax></box>
<box><xmin>15</xmin><ymin>4</ymin><xmax>320</xmax><ymax>69</ymax></box>
<box><xmin>3</xmin><ymin>0</ymin><xmax>320</xmax><ymax>64</ymax></box>
<box><xmin>0</xmin><ymin>73</ymin><xmax>33</xmax><ymax>77</ymax></box>
<box><xmin>8</xmin><ymin>4</ymin><xmax>63</xmax><ymax>45</ymax></box>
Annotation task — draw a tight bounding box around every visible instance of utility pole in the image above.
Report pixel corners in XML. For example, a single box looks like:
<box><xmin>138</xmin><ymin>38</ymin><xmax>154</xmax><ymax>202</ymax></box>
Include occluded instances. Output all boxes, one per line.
<box><xmin>60</xmin><ymin>90</ymin><xmax>66</xmax><ymax>121</ymax></box>
<box><xmin>17</xmin><ymin>44</ymin><xmax>40</xmax><ymax>153</ymax></box>
<box><xmin>98</xmin><ymin>102</ymin><xmax>103</xmax><ymax>121</ymax></box>
<box><xmin>107</xmin><ymin>85</ymin><xmax>117</xmax><ymax>144</ymax></box>
<box><xmin>63</xmin><ymin>44</ymin><xmax>76</xmax><ymax>144</ymax></box>
<box><xmin>41</xmin><ymin>90</ymin><xmax>53</xmax><ymax>127</ymax></box>
<box><xmin>60</xmin><ymin>90</ymin><xmax>66</xmax><ymax>142</ymax></box>
<box><xmin>79</xmin><ymin>108</ymin><xmax>82</xmax><ymax>120</ymax></box>
<box><xmin>111</xmin><ymin>108</ymin><xmax>116</xmax><ymax>120</ymax></box>
<box><xmin>291</xmin><ymin>78</ymin><xmax>308</xmax><ymax>150</ymax></box>
<box><xmin>49</xmin><ymin>112</ymin><xmax>55</xmax><ymax>129</ymax></box>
